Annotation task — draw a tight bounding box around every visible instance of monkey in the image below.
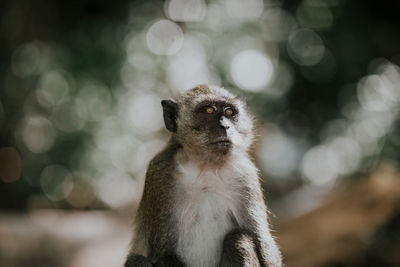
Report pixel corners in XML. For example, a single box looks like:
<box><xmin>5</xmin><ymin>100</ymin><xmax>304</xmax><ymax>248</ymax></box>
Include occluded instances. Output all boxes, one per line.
<box><xmin>125</xmin><ymin>84</ymin><xmax>282</xmax><ymax>267</ymax></box>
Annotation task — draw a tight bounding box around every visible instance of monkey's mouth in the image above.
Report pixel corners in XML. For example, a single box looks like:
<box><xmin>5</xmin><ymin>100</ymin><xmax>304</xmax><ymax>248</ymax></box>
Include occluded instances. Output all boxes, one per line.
<box><xmin>210</xmin><ymin>139</ymin><xmax>232</xmax><ymax>155</ymax></box>
<box><xmin>210</xmin><ymin>139</ymin><xmax>231</xmax><ymax>146</ymax></box>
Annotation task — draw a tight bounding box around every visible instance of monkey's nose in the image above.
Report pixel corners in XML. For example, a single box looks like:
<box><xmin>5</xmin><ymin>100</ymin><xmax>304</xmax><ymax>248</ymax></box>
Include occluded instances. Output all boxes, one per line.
<box><xmin>219</xmin><ymin>117</ymin><xmax>230</xmax><ymax>130</ymax></box>
<box><xmin>220</xmin><ymin>123</ymin><xmax>230</xmax><ymax>130</ymax></box>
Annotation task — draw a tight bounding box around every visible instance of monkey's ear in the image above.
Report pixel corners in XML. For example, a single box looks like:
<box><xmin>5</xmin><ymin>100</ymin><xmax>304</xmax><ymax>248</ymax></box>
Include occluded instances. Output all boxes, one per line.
<box><xmin>161</xmin><ymin>99</ymin><xmax>178</xmax><ymax>133</ymax></box>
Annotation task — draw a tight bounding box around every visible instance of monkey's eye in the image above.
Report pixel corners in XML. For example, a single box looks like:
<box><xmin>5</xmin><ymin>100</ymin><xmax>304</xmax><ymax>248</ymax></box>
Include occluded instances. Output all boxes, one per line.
<box><xmin>205</xmin><ymin>106</ymin><xmax>216</xmax><ymax>114</ymax></box>
<box><xmin>224</xmin><ymin>108</ymin><xmax>234</xmax><ymax>117</ymax></box>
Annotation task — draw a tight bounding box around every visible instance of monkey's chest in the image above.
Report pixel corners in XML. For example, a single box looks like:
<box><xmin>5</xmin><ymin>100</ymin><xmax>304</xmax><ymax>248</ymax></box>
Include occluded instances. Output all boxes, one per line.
<box><xmin>175</xmin><ymin>171</ymin><xmax>240</xmax><ymax>267</ymax></box>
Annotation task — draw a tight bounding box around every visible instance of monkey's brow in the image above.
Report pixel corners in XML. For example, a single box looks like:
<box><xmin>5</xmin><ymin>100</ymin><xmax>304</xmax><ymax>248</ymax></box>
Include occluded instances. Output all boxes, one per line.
<box><xmin>195</xmin><ymin>100</ymin><xmax>233</xmax><ymax>110</ymax></box>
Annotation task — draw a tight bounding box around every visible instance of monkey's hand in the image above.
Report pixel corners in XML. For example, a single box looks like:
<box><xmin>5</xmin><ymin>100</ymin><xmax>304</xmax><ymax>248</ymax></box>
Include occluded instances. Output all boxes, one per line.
<box><xmin>125</xmin><ymin>254</ymin><xmax>153</xmax><ymax>267</ymax></box>
<box><xmin>154</xmin><ymin>254</ymin><xmax>185</xmax><ymax>267</ymax></box>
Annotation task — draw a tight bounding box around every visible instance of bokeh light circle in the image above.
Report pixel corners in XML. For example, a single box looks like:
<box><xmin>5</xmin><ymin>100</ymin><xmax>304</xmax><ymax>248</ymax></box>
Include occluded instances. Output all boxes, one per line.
<box><xmin>296</xmin><ymin>1</ymin><xmax>333</xmax><ymax>30</ymax></box>
<box><xmin>146</xmin><ymin>19</ymin><xmax>184</xmax><ymax>55</ymax></box>
<box><xmin>165</xmin><ymin>0</ymin><xmax>206</xmax><ymax>22</ymax></box>
<box><xmin>40</xmin><ymin>165</ymin><xmax>74</xmax><ymax>201</ymax></box>
<box><xmin>22</xmin><ymin>116</ymin><xmax>56</xmax><ymax>153</ymax></box>
<box><xmin>127</xmin><ymin>93</ymin><xmax>164</xmax><ymax>134</ymax></box>
<box><xmin>11</xmin><ymin>42</ymin><xmax>41</xmax><ymax>77</ymax></box>
<box><xmin>259</xmin><ymin>127</ymin><xmax>300</xmax><ymax>178</ymax></box>
<box><xmin>36</xmin><ymin>70</ymin><xmax>71</xmax><ymax>108</ymax></box>
<box><xmin>230</xmin><ymin>50</ymin><xmax>274</xmax><ymax>92</ymax></box>
<box><xmin>287</xmin><ymin>29</ymin><xmax>325</xmax><ymax>66</ymax></box>
<box><xmin>301</xmin><ymin>145</ymin><xmax>340</xmax><ymax>186</ymax></box>
<box><xmin>357</xmin><ymin>74</ymin><xmax>396</xmax><ymax>112</ymax></box>
<box><xmin>225</xmin><ymin>0</ymin><xmax>264</xmax><ymax>20</ymax></box>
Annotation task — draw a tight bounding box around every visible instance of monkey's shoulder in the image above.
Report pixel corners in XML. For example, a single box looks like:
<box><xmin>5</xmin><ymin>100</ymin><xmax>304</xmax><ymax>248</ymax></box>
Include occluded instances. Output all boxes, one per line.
<box><xmin>146</xmin><ymin>139</ymin><xmax>182</xmax><ymax>180</ymax></box>
<box><xmin>138</xmin><ymin>141</ymin><xmax>181</xmax><ymax>222</ymax></box>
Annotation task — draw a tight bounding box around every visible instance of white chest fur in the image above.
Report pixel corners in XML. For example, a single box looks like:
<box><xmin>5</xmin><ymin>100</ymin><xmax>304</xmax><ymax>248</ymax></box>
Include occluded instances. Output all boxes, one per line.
<box><xmin>174</xmin><ymin>161</ymin><xmax>243</xmax><ymax>267</ymax></box>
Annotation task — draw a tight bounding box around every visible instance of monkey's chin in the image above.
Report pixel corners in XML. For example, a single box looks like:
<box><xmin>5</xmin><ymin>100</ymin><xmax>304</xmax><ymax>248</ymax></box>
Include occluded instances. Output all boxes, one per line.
<box><xmin>210</xmin><ymin>141</ymin><xmax>232</xmax><ymax>155</ymax></box>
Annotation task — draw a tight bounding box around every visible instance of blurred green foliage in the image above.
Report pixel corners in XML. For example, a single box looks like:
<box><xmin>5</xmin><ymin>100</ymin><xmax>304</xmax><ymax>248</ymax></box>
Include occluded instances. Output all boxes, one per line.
<box><xmin>0</xmin><ymin>0</ymin><xmax>399</xmax><ymax>211</ymax></box>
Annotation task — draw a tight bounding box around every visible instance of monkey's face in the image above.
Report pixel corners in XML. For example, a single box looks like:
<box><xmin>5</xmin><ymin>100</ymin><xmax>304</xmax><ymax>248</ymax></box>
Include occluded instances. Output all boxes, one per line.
<box><xmin>162</xmin><ymin>85</ymin><xmax>254</xmax><ymax>164</ymax></box>
<box><xmin>187</xmin><ymin>100</ymin><xmax>236</xmax><ymax>155</ymax></box>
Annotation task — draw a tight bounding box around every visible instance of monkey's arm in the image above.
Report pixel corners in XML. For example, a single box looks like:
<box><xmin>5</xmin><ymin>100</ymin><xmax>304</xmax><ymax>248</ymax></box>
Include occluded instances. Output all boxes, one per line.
<box><xmin>219</xmin><ymin>175</ymin><xmax>282</xmax><ymax>267</ymax></box>
<box><xmin>242</xmin><ymin>180</ymin><xmax>282</xmax><ymax>267</ymax></box>
<box><xmin>125</xmin><ymin>187</ymin><xmax>186</xmax><ymax>267</ymax></box>
<box><xmin>125</xmin><ymin>140</ymin><xmax>186</xmax><ymax>267</ymax></box>
<box><xmin>219</xmin><ymin>228</ymin><xmax>261</xmax><ymax>267</ymax></box>
<box><xmin>125</xmin><ymin>254</ymin><xmax>152</xmax><ymax>267</ymax></box>
<box><xmin>218</xmin><ymin>196</ymin><xmax>281</xmax><ymax>267</ymax></box>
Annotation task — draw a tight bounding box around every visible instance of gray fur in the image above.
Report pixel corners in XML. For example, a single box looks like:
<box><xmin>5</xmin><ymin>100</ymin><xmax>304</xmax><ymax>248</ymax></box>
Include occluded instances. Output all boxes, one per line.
<box><xmin>125</xmin><ymin>85</ymin><xmax>282</xmax><ymax>267</ymax></box>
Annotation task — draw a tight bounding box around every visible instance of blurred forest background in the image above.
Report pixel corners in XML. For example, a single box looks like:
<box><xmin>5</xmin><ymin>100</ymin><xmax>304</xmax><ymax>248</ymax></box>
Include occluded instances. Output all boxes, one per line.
<box><xmin>0</xmin><ymin>0</ymin><xmax>400</xmax><ymax>266</ymax></box>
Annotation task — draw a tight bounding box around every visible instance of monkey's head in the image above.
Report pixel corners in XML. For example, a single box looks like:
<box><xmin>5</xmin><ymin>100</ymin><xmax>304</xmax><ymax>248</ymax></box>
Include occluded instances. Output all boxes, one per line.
<box><xmin>161</xmin><ymin>85</ymin><xmax>254</xmax><ymax>164</ymax></box>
